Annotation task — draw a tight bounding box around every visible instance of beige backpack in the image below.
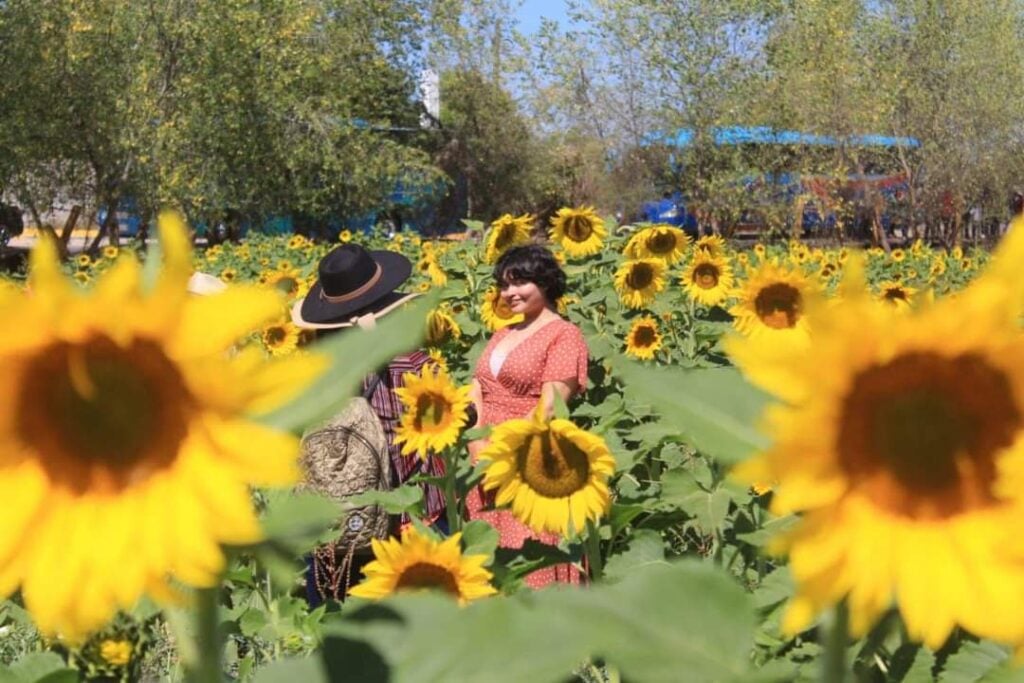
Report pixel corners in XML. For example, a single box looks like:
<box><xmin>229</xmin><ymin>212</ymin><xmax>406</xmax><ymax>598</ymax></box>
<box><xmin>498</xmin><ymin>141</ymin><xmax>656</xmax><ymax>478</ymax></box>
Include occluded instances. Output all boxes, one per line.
<box><xmin>301</xmin><ymin>375</ymin><xmax>392</xmax><ymax>598</ymax></box>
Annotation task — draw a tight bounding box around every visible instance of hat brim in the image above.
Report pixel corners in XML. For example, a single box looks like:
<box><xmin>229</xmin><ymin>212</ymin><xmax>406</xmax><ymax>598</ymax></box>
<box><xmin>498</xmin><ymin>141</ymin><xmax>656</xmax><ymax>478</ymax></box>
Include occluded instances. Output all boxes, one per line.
<box><xmin>297</xmin><ymin>250</ymin><xmax>412</xmax><ymax>326</ymax></box>
<box><xmin>291</xmin><ymin>291</ymin><xmax>420</xmax><ymax>330</ymax></box>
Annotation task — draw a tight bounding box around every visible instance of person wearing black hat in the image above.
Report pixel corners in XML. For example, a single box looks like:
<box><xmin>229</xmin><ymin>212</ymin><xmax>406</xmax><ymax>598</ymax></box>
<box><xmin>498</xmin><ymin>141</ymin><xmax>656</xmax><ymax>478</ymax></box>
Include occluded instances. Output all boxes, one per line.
<box><xmin>293</xmin><ymin>243</ymin><xmax>447</xmax><ymax>604</ymax></box>
<box><xmin>291</xmin><ymin>242</ymin><xmax>418</xmax><ymax>329</ymax></box>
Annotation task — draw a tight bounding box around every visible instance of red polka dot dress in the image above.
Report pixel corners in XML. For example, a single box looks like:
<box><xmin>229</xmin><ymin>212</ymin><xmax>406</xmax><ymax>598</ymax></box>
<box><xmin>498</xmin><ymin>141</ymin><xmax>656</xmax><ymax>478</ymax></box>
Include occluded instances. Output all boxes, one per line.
<box><xmin>467</xmin><ymin>317</ymin><xmax>589</xmax><ymax>589</ymax></box>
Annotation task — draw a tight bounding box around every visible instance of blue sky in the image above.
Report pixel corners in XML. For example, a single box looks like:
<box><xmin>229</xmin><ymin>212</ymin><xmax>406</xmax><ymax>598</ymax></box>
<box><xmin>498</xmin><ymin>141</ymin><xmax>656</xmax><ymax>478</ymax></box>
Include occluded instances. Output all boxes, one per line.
<box><xmin>516</xmin><ymin>0</ymin><xmax>571</xmax><ymax>34</ymax></box>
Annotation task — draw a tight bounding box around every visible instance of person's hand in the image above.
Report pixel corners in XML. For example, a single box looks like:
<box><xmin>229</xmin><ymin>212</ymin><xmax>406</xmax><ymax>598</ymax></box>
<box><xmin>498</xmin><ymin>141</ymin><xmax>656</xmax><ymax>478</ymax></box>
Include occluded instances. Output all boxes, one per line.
<box><xmin>468</xmin><ymin>439</ymin><xmax>486</xmax><ymax>461</ymax></box>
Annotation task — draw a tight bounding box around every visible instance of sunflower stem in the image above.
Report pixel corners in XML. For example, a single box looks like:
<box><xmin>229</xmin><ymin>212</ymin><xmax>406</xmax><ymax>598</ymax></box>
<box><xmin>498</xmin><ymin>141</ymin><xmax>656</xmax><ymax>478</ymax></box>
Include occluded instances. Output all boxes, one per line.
<box><xmin>584</xmin><ymin>519</ymin><xmax>604</xmax><ymax>581</ymax></box>
<box><xmin>187</xmin><ymin>586</ymin><xmax>223</xmax><ymax>683</ymax></box>
<box><xmin>821</xmin><ymin>600</ymin><xmax>850</xmax><ymax>683</ymax></box>
<box><xmin>443</xmin><ymin>448</ymin><xmax>462</xmax><ymax>533</ymax></box>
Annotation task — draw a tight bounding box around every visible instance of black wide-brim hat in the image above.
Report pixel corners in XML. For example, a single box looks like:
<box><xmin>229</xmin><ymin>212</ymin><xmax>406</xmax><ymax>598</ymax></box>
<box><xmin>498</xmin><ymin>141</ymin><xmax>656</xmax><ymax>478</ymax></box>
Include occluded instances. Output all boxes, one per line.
<box><xmin>293</xmin><ymin>243</ymin><xmax>412</xmax><ymax>328</ymax></box>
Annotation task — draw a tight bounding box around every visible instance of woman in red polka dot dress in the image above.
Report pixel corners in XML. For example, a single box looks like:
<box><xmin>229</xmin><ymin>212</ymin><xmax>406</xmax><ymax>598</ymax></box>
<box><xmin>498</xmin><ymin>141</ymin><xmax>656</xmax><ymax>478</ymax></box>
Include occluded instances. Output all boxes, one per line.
<box><xmin>466</xmin><ymin>244</ymin><xmax>589</xmax><ymax>589</ymax></box>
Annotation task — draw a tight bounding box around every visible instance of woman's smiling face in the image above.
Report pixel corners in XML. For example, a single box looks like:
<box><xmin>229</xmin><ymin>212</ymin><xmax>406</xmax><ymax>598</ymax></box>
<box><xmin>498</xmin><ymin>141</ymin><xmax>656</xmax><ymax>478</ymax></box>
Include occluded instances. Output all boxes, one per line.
<box><xmin>499</xmin><ymin>277</ymin><xmax>549</xmax><ymax>317</ymax></box>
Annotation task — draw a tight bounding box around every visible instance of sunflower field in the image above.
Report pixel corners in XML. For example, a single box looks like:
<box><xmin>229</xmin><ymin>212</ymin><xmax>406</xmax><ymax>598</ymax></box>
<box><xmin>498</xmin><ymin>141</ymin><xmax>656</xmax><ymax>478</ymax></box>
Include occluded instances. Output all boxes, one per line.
<box><xmin>0</xmin><ymin>208</ymin><xmax>1023</xmax><ymax>683</ymax></box>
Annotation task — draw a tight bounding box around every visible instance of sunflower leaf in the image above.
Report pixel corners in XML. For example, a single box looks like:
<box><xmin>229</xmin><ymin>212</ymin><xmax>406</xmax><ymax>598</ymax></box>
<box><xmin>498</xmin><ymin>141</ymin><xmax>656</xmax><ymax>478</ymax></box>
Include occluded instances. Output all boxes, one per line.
<box><xmin>256</xmin><ymin>293</ymin><xmax>438</xmax><ymax>433</ymax></box>
<box><xmin>312</xmin><ymin>560</ymin><xmax>755</xmax><ymax>683</ymax></box>
<box><xmin>345</xmin><ymin>484</ymin><xmax>423</xmax><ymax>516</ymax></box>
<box><xmin>610</xmin><ymin>360</ymin><xmax>771</xmax><ymax>464</ymax></box>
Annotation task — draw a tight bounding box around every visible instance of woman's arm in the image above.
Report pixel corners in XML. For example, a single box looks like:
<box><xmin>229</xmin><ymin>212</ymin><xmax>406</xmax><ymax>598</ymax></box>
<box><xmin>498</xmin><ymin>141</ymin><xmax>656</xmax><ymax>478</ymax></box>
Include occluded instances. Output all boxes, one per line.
<box><xmin>468</xmin><ymin>378</ymin><xmax>483</xmax><ymax>427</ymax></box>
<box><xmin>467</xmin><ymin>378</ymin><xmax>486</xmax><ymax>459</ymax></box>
<box><xmin>538</xmin><ymin>378</ymin><xmax>579</xmax><ymax>420</ymax></box>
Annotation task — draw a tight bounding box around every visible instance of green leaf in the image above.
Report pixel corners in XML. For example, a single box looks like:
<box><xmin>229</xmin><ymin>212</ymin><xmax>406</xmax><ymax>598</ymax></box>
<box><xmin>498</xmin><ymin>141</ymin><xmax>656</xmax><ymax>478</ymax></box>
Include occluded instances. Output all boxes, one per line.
<box><xmin>316</xmin><ymin>560</ymin><xmax>755</xmax><ymax>683</ymax></box>
<box><xmin>752</xmin><ymin>566</ymin><xmax>794</xmax><ymax>611</ymax></box>
<box><xmin>889</xmin><ymin>645</ymin><xmax>936</xmax><ymax>683</ymax></box>
<box><xmin>611</xmin><ymin>360</ymin><xmax>771</xmax><ymax>464</ymax></box>
<box><xmin>460</xmin><ymin>520</ymin><xmax>499</xmax><ymax>564</ymax></box>
<box><xmin>603</xmin><ymin>528</ymin><xmax>667</xmax><ymax>581</ymax></box>
<box><xmin>253</xmin><ymin>657</ymin><xmax>326</xmax><ymax>683</ymax></box>
<box><xmin>345</xmin><ymin>484</ymin><xmax>424</xmax><ymax>515</ymax></box>
<box><xmin>259</xmin><ymin>490</ymin><xmax>340</xmax><ymax>543</ymax></box>
<box><xmin>939</xmin><ymin>640</ymin><xmax>1014</xmax><ymax>683</ymax></box>
<box><xmin>736</xmin><ymin>515</ymin><xmax>799</xmax><ymax>547</ymax></box>
<box><xmin>257</xmin><ymin>294</ymin><xmax>437</xmax><ymax>432</ymax></box>
<box><xmin>0</xmin><ymin>653</ymin><xmax>76</xmax><ymax>683</ymax></box>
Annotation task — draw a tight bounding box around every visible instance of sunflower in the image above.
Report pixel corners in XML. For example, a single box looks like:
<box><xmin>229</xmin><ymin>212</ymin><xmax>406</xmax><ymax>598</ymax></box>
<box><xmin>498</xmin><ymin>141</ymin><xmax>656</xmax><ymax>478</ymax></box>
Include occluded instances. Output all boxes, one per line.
<box><xmin>951</xmin><ymin>245</ymin><xmax>963</xmax><ymax>260</ymax></box>
<box><xmin>694</xmin><ymin>234</ymin><xmax>726</xmax><ymax>258</ymax></box>
<box><xmin>287</xmin><ymin>234</ymin><xmax>308</xmax><ymax>250</ymax></box>
<box><xmin>425</xmin><ymin>307</ymin><xmax>461</xmax><ymax>346</ymax></box>
<box><xmin>624</xmin><ymin>224</ymin><xmax>690</xmax><ymax>264</ymax></box>
<box><xmin>480</xmin><ymin>287</ymin><xmax>523</xmax><ymax>331</ymax></box>
<box><xmin>890</xmin><ymin>248</ymin><xmax>906</xmax><ymax>262</ymax></box>
<box><xmin>75</xmin><ymin>254</ymin><xmax>92</xmax><ymax>268</ymax></box>
<box><xmin>416</xmin><ymin>281</ymin><xmax>431</xmax><ymax>293</ymax></box>
<box><xmin>624</xmin><ymin>317</ymin><xmax>663</xmax><ymax>360</ymax></box>
<box><xmin>930</xmin><ymin>257</ymin><xmax>947</xmax><ymax>279</ymax></box>
<box><xmin>99</xmin><ymin>639</ymin><xmax>132</xmax><ymax>667</ymax></box>
<box><xmin>102</xmin><ymin>246</ymin><xmax>119</xmax><ymax>260</ymax></box>
<box><xmin>393</xmin><ymin>365</ymin><xmax>472</xmax><ymax>459</ymax></box>
<box><xmin>614</xmin><ymin>258</ymin><xmax>666</xmax><ymax>309</ymax></box>
<box><xmin>338</xmin><ymin>229</ymin><xmax>352</xmax><ymax>243</ymax></box>
<box><xmin>729</xmin><ymin>260</ymin><xmax>815</xmax><ymax>344</ymax></box>
<box><xmin>875</xmin><ymin>280</ymin><xmax>916</xmax><ymax>310</ymax></box>
<box><xmin>549</xmin><ymin>206</ymin><xmax>607</xmax><ymax>258</ymax></box>
<box><xmin>349</xmin><ymin>527</ymin><xmax>496</xmax><ymax>604</ymax></box>
<box><xmin>556</xmin><ymin>294</ymin><xmax>577</xmax><ymax>316</ymax></box>
<box><xmin>73</xmin><ymin>271</ymin><xmax>92</xmax><ymax>286</ymax></box>
<box><xmin>427</xmin><ymin>348</ymin><xmax>448</xmax><ymax>373</ymax></box>
<box><xmin>681</xmin><ymin>252</ymin><xmax>734</xmax><ymax>306</ymax></box>
<box><xmin>818</xmin><ymin>260</ymin><xmax>839</xmax><ymax>280</ymax></box>
<box><xmin>732</xmin><ymin>224</ymin><xmax>1024</xmax><ymax>648</ymax></box>
<box><xmin>261</xmin><ymin>319</ymin><xmax>301</xmax><ymax>356</ymax></box>
<box><xmin>478</xmin><ymin>414</ymin><xmax>615</xmax><ymax>538</ymax></box>
<box><xmin>753</xmin><ymin>243</ymin><xmax>767</xmax><ymax>261</ymax></box>
<box><xmin>219</xmin><ymin>267</ymin><xmax>237</xmax><ymax>283</ymax></box>
<box><xmin>0</xmin><ymin>212</ymin><xmax>324</xmax><ymax>640</ymax></box>
<box><xmin>426</xmin><ymin>259</ymin><xmax>448</xmax><ymax>287</ymax></box>
<box><xmin>484</xmin><ymin>213</ymin><xmax>533</xmax><ymax>264</ymax></box>
<box><xmin>263</xmin><ymin>268</ymin><xmax>307</xmax><ymax>301</ymax></box>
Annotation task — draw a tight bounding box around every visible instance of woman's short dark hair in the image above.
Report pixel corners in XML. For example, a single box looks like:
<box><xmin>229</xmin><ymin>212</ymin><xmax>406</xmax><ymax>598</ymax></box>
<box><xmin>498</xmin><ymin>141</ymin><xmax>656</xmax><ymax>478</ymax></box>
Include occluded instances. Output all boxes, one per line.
<box><xmin>493</xmin><ymin>244</ymin><xmax>567</xmax><ymax>303</ymax></box>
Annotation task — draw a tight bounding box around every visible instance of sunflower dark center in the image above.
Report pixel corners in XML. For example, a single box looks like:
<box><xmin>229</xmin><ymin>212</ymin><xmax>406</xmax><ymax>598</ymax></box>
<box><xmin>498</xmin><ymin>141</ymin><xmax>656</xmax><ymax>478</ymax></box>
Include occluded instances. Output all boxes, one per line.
<box><xmin>565</xmin><ymin>216</ymin><xmax>594</xmax><ymax>242</ymax></box>
<box><xmin>694</xmin><ymin>264</ymin><xmax>720</xmax><ymax>289</ymax></box>
<box><xmin>395</xmin><ymin>562</ymin><xmax>460</xmax><ymax>595</ymax></box>
<box><xmin>753</xmin><ymin>283</ymin><xmax>801</xmax><ymax>329</ymax></box>
<box><xmin>495</xmin><ymin>225</ymin><xmax>519</xmax><ymax>250</ymax></box>
<box><xmin>625</xmin><ymin>263</ymin><xmax>654</xmax><ymax>289</ymax></box>
<box><xmin>265</xmin><ymin>326</ymin><xmax>287</xmax><ymax>346</ymax></box>
<box><xmin>633</xmin><ymin>325</ymin><xmax>657</xmax><ymax>347</ymax></box>
<box><xmin>837</xmin><ymin>352</ymin><xmax>1018</xmax><ymax>519</ymax></box>
<box><xmin>16</xmin><ymin>337</ymin><xmax>191</xmax><ymax>493</ymax></box>
<box><xmin>884</xmin><ymin>287</ymin><xmax>907</xmax><ymax>301</ymax></box>
<box><xmin>274</xmin><ymin>276</ymin><xmax>299</xmax><ymax>297</ymax></box>
<box><xmin>646</xmin><ymin>231</ymin><xmax>676</xmax><ymax>254</ymax></box>
<box><xmin>518</xmin><ymin>430</ymin><xmax>590</xmax><ymax>498</ymax></box>
<box><xmin>414</xmin><ymin>391</ymin><xmax>450</xmax><ymax>432</ymax></box>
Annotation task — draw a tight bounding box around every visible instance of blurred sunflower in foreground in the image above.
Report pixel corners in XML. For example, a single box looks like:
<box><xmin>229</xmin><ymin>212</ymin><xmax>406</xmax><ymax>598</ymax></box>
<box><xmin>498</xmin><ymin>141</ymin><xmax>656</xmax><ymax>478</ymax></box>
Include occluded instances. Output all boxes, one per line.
<box><xmin>0</xmin><ymin>212</ymin><xmax>324</xmax><ymax>641</ymax></box>
<box><xmin>732</xmin><ymin>220</ymin><xmax>1024</xmax><ymax>649</ymax></box>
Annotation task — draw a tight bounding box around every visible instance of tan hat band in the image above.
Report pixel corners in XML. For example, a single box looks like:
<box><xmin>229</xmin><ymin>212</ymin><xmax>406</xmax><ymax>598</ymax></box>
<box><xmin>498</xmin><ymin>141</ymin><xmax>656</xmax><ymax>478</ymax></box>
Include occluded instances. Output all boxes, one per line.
<box><xmin>319</xmin><ymin>263</ymin><xmax>382</xmax><ymax>303</ymax></box>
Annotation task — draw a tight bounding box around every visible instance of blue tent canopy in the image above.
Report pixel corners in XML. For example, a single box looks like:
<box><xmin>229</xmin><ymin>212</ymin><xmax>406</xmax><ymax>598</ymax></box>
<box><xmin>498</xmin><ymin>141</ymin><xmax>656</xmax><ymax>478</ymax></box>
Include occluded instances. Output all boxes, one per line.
<box><xmin>644</xmin><ymin>126</ymin><xmax>920</xmax><ymax>149</ymax></box>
